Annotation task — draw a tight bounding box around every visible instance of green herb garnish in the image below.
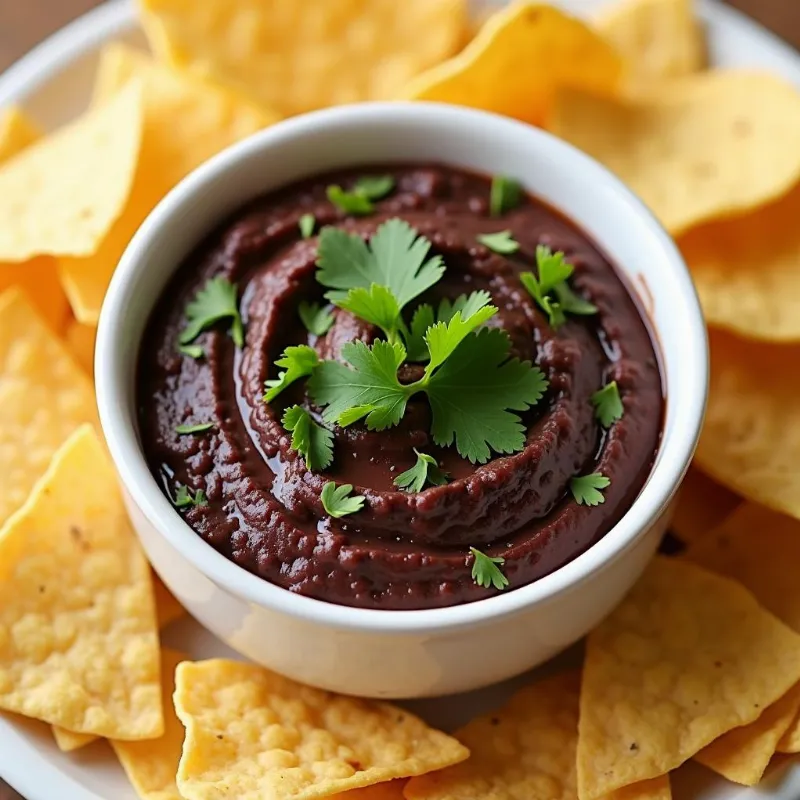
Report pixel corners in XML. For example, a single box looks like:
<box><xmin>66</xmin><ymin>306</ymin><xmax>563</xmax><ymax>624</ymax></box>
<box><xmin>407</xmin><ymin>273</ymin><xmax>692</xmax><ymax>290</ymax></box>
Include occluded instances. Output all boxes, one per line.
<box><xmin>299</xmin><ymin>213</ymin><xmax>316</xmax><ymax>239</ymax></box>
<box><xmin>570</xmin><ymin>473</ymin><xmax>611</xmax><ymax>506</ymax></box>
<box><xmin>353</xmin><ymin>175</ymin><xmax>395</xmax><ymax>200</ymax></box>
<box><xmin>175</xmin><ymin>422</ymin><xmax>214</xmax><ymax>435</ymax></box>
<box><xmin>298</xmin><ymin>301</ymin><xmax>334</xmax><ymax>337</ymax></box>
<box><xmin>470</xmin><ymin>547</ymin><xmax>509</xmax><ymax>590</ymax></box>
<box><xmin>477</xmin><ymin>230</ymin><xmax>520</xmax><ymax>254</ymax></box>
<box><xmin>179</xmin><ymin>344</ymin><xmax>204</xmax><ymax>359</ymax></box>
<box><xmin>591</xmin><ymin>381</ymin><xmax>624</xmax><ymax>428</ymax></box>
<box><xmin>327</xmin><ymin>185</ymin><xmax>374</xmax><ymax>215</ymax></box>
<box><xmin>489</xmin><ymin>175</ymin><xmax>522</xmax><ymax>217</ymax></box>
<box><xmin>263</xmin><ymin>345</ymin><xmax>320</xmax><ymax>403</ymax></box>
<box><xmin>393</xmin><ymin>450</ymin><xmax>449</xmax><ymax>493</ymax></box>
<box><xmin>180</xmin><ymin>276</ymin><xmax>244</xmax><ymax>348</ymax></box>
<box><xmin>173</xmin><ymin>485</ymin><xmax>208</xmax><ymax>508</ymax></box>
<box><xmin>281</xmin><ymin>405</ymin><xmax>334</xmax><ymax>471</ymax></box>
<box><xmin>321</xmin><ymin>481</ymin><xmax>365</xmax><ymax>518</ymax></box>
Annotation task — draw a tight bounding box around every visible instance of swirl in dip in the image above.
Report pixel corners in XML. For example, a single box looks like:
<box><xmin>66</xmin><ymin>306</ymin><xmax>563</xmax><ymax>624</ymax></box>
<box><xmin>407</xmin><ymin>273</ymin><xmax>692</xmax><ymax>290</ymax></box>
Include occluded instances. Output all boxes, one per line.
<box><xmin>137</xmin><ymin>164</ymin><xmax>663</xmax><ymax>610</ymax></box>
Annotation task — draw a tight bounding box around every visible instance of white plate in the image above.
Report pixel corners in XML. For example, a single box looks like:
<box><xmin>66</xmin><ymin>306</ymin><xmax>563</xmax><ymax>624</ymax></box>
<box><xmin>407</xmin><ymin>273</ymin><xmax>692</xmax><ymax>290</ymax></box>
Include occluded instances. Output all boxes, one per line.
<box><xmin>1</xmin><ymin>1</ymin><xmax>799</xmax><ymax>798</ymax></box>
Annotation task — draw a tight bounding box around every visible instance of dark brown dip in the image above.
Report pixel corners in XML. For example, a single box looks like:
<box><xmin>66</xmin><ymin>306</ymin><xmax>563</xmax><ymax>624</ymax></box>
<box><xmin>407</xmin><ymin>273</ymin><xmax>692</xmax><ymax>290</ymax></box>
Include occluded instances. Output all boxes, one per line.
<box><xmin>137</xmin><ymin>164</ymin><xmax>663</xmax><ymax>610</ymax></box>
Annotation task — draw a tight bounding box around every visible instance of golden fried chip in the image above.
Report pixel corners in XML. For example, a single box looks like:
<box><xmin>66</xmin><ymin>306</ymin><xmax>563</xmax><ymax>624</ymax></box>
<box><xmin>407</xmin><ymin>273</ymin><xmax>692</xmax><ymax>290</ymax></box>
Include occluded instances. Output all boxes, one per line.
<box><xmin>139</xmin><ymin>0</ymin><xmax>465</xmax><ymax>117</ymax></box>
<box><xmin>577</xmin><ymin>557</ymin><xmax>800</xmax><ymax>799</ymax></box>
<box><xmin>550</xmin><ymin>71</ymin><xmax>800</xmax><ymax>235</ymax></box>
<box><xmin>695</xmin><ymin>330</ymin><xmax>800</xmax><ymax>517</ymax></box>
<box><xmin>400</xmin><ymin>1</ymin><xmax>623</xmax><ymax>127</ymax></box>
<box><xmin>173</xmin><ymin>659</ymin><xmax>468</xmax><ymax>799</ymax></box>
<box><xmin>64</xmin><ymin>320</ymin><xmax>96</xmax><ymax>377</ymax></box>
<box><xmin>0</xmin><ymin>288</ymin><xmax>98</xmax><ymax>527</ymax></box>
<box><xmin>52</xmin><ymin>726</ymin><xmax>97</xmax><ymax>754</ymax></box>
<box><xmin>60</xmin><ymin>44</ymin><xmax>277</xmax><ymax>324</ymax></box>
<box><xmin>0</xmin><ymin>106</ymin><xmax>40</xmax><ymax>161</ymax></box>
<box><xmin>670</xmin><ymin>465</ymin><xmax>740</xmax><ymax>545</ymax></box>
<box><xmin>679</xmin><ymin>184</ymin><xmax>800</xmax><ymax>341</ymax></box>
<box><xmin>0</xmin><ymin>426</ymin><xmax>162</xmax><ymax>739</ymax></box>
<box><xmin>406</xmin><ymin>671</ymin><xmax>669</xmax><ymax>800</ymax></box>
<box><xmin>0</xmin><ymin>82</ymin><xmax>141</xmax><ymax>261</ymax></box>
<box><xmin>596</xmin><ymin>0</ymin><xmax>704</xmax><ymax>90</ymax></box>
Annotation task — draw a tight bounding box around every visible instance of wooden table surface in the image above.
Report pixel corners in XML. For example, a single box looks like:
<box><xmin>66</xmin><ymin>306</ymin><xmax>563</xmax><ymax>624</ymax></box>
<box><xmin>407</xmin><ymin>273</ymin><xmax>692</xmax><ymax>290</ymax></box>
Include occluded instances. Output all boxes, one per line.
<box><xmin>0</xmin><ymin>0</ymin><xmax>798</xmax><ymax>798</ymax></box>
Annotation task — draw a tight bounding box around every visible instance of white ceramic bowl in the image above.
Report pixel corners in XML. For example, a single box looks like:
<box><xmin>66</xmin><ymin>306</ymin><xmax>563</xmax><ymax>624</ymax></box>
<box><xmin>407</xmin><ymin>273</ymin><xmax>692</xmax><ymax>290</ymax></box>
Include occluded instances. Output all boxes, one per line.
<box><xmin>96</xmin><ymin>102</ymin><xmax>707</xmax><ymax>699</ymax></box>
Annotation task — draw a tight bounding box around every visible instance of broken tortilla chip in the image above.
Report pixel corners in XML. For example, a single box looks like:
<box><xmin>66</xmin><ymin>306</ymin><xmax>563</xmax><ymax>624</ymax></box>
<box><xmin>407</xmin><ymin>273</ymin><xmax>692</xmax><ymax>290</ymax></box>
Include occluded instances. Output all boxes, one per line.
<box><xmin>670</xmin><ymin>465</ymin><xmax>740</xmax><ymax>545</ymax></box>
<box><xmin>138</xmin><ymin>0</ymin><xmax>466</xmax><ymax>117</ymax></box>
<box><xmin>577</xmin><ymin>557</ymin><xmax>800</xmax><ymax>799</ymax></box>
<box><xmin>173</xmin><ymin>659</ymin><xmax>469</xmax><ymax>799</ymax></box>
<box><xmin>0</xmin><ymin>425</ymin><xmax>162</xmax><ymax>739</ymax></box>
<box><xmin>550</xmin><ymin>71</ymin><xmax>800</xmax><ymax>236</ymax></box>
<box><xmin>0</xmin><ymin>106</ymin><xmax>40</xmax><ymax>161</ymax></box>
<box><xmin>0</xmin><ymin>81</ymin><xmax>142</xmax><ymax>262</ymax></box>
<box><xmin>59</xmin><ymin>44</ymin><xmax>277</xmax><ymax>324</ymax></box>
<box><xmin>400</xmin><ymin>1</ymin><xmax>623</xmax><ymax>127</ymax></box>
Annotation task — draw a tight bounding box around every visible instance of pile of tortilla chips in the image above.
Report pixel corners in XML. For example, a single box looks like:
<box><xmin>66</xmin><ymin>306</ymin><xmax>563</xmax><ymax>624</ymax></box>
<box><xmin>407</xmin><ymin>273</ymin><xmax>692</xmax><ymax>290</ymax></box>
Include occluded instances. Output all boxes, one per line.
<box><xmin>3</xmin><ymin>0</ymin><xmax>800</xmax><ymax>797</ymax></box>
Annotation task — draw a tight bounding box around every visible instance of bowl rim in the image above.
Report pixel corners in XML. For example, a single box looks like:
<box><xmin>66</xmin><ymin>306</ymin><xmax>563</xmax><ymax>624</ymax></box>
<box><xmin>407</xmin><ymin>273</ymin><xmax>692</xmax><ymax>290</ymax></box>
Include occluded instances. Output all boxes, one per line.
<box><xmin>96</xmin><ymin>101</ymin><xmax>708</xmax><ymax>634</ymax></box>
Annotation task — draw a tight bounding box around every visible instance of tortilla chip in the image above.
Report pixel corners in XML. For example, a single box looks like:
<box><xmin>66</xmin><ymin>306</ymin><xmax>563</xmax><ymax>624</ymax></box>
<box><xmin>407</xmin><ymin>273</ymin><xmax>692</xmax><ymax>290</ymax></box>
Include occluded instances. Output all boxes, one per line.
<box><xmin>0</xmin><ymin>106</ymin><xmax>40</xmax><ymax>161</ymax></box>
<box><xmin>680</xmin><ymin>183</ymin><xmax>800</xmax><ymax>342</ymax></box>
<box><xmin>59</xmin><ymin>44</ymin><xmax>277</xmax><ymax>324</ymax></box>
<box><xmin>695</xmin><ymin>330</ymin><xmax>800</xmax><ymax>518</ymax></box>
<box><xmin>0</xmin><ymin>426</ymin><xmax>162</xmax><ymax>739</ymax></box>
<box><xmin>400</xmin><ymin>1</ymin><xmax>623</xmax><ymax>128</ymax></box>
<box><xmin>139</xmin><ymin>0</ymin><xmax>465</xmax><ymax>117</ymax></box>
<box><xmin>0</xmin><ymin>82</ymin><xmax>142</xmax><ymax>262</ymax></box>
<box><xmin>406</xmin><ymin>670</ymin><xmax>669</xmax><ymax>800</ymax></box>
<box><xmin>173</xmin><ymin>659</ymin><xmax>469</xmax><ymax>799</ymax></box>
<box><xmin>0</xmin><ymin>288</ymin><xmax>98</xmax><ymax>527</ymax></box>
<box><xmin>670</xmin><ymin>465</ymin><xmax>740</xmax><ymax>545</ymax></box>
<box><xmin>596</xmin><ymin>0</ymin><xmax>704</xmax><ymax>90</ymax></box>
<box><xmin>550</xmin><ymin>71</ymin><xmax>800</xmax><ymax>236</ymax></box>
<box><xmin>52</xmin><ymin>726</ymin><xmax>98</xmax><ymax>754</ymax></box>
<box><xmin>64</xmin><ymin>320</ymin><xmax>96</xmax><ymax>377</ymax></box>
<box><xmin>577</xmin><ymin>557</ymin><xmax>800</xmax><ymax>799</ymax></box>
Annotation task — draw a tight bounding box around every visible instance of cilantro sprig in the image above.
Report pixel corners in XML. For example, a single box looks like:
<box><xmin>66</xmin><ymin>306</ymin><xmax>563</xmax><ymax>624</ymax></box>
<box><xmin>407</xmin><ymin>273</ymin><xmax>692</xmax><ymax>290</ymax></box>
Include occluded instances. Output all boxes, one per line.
<box><xmin>326</xmin><ymin>175</ymin><xmax>395</xmax><ymax>216</ymax></box>
<box><xmin>393</xmin><ymin>450</ymin><xmax>449</xmax><ymax>493</ymax></box>
<box><xmin>592</xmin><ymin>381</ymin><xmax>624</xmax><ymax>428</ymax></box>
<box><xmin>282</xmin><ymin>405</ymin><xmax>333</xmax><ymax>471</ymax></box>
<box><xmin>299</xmin><ymin>213</ymin><xmax>316</xmax><ymax>239</ymax></box>
<box><xmin>570</xmin><ymin>473</ymin><xmax>610</xmax><ymax>506</ymax></box>
<box><xmin>175</xmin><ymin>421</ymin><xmax>214</xmax><ymax>435</ymax></box>
<box><xmin>180</xmin><ymin>277</ymin><xmax>244</xmax><ymax>348</ymax></box>
<box><xmin>173</xmin><ymin>485</ymin><xmax>208</xmax><ymax>508</ymax></box>
<box><xmin>477</xmin><ymin>230</ymin><xmax>519</xmax><ymax>254</ymax></box>
<box><xmin>263</xmin><ymin>345</ymin><xmax>320</xmax><ymax>403</ymax></box>
<box><xmin>470</xmin><ymin>547</ymin><xmax>509</xmax><ymax>590</ymax></box>
<box><xmin>489</xmin><ymin>175</ymin><xmax>522</xmax><ymax>217</ymax></box>
<box><xmin>321</xmin><ymin>482</ymin><xmax>365</xmax><ymax>518</ymax></box>
<box><xmin>298</xmin><ymin>301</ymin><xmax>334</xmax><ymax>337</ymax></box>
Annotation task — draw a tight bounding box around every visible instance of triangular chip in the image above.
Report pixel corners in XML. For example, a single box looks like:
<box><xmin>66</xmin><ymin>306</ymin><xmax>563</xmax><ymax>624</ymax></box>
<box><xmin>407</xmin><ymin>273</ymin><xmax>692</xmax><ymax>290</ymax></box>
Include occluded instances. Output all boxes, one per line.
<box><xmin>138</xmin><ymin>0</ymin><xmax>466</xmax><ymax>117</ymax></box>
<box><xmin>0</xmin><ymin>81</ymin><xmax>142</xmax><ymax>261</ymax></box>
<box><xmin>400</xmin><ymin>1</ymin><xmax>623</xmax><ymax>127</ymax></box>
<box><xmin>0</xmin><ymin>426</ymin><xmax>162</xmax><ymax>739</ymax></box>
<box><xmin>174</xmin><ymin>659</ymin><xmax>469</xmax><ymax>799</ymax></box>
<box><xmin>578</xmin><ymin>557</ymin><xmax>800</xmax><ymax>799</ymax></box>
<box><xmin>406</xmin><ymin>671</ymin><xmax>669</xmax><ymax>800</ymax></box>
<box><xmin>51</xmin><ymin>726</ymin><xmax>97</xmax><ymax>754</ymax></box>
<box><xmin>0</xmin><ymin>288</ymin><xmax>98</xmax><ymax>526</ymax></box>
<box><xmin>670</xmin><ymin>465</ymin><xmax>740</xmax><ymax>546</ymax></box>
<box><xmin>550</xmin><ymin>71</ymin><xmax>800</xmax><ymax>235</ymax></box>
<box><xmin>59</xmin><ymin>44</ymin><xmax>277</xmax><ymax>324</ymax></box>
<box><xmin>0</xmin><ymin>106</ymin><xmax>40</xmax><ymax>160</ymax></box>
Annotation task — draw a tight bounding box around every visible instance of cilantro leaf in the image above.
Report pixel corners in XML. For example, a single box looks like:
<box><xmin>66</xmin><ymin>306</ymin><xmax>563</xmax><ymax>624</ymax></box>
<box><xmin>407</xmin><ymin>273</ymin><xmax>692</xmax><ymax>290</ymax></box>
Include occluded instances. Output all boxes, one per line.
<box><xmin>393</xmin><ymin>450</ymin><xmax>449</xmax><ymax>493</ymax></box>
<box><xmin>470</xmin><ymin>547</ymin><xmax>509</xmax><ymax>590</ymax></box>
<box><xmin>174</xmin><ymin>485</ymin><xmax>208</xmax><ymax>508</ymax></box>
<box><xmin>263</xmin><ymin>345</ymin><xmax>320</xmax><ymax>403</ymax></box>
<box><xmin>321</xmin><ymin>481</ymin><xmax>365</xmax><ymax>518</ymax></box>
<box><xmin>298</xmin><ymin>301</ymin><xmax>334</xmax><ymax>336</ymax></box>
<box><xmin>353</xmin><ymin>175</ymin><xmax>395</xmax><ymax>200</ymax></box>
<box><xmin>553</xmin><ymin>280</ymin><xmax>598</xmax><ymax>316</ymax></box>
<box><xmin>424</xmin><ymin>295</ymin><xmax>497</xmax><ymax>375</ymax></box>
<box><xmin>282</xmin><ymin>405</ymin><xmax>334</xmax><ymax>471</ymax></box>
<box><xmin>477</xmin><ymin>230</ymin><xmax>520</xmax><ymax>254</ymax></box>
<box><xmin>176</xmin><ymin>421</ymin><xmax>214</xmax><ymax>435</ymax></box>
<box><xmin>591</xmin><ymin>381</ymin><xmax>624</xmax><ymax>428</ymax></box>
<box><xmin>327</xmin><ymin>185</ymin><xmax>374</xmax><ymax>215</ymax></box>
<box><xmin>308</xmin><ymin>340</ymin><xmax>410</xmax><ymax>430</ymax></box>
<box><xmin>570</xmin><ymin>472</ymin><xmax>611</xmax><ymax>506</ymax></box>
<box><xmin>335</xmin><ymin>284</ymin><xmax>402</xmax><ymax>343</ymax></box>
<box><xmin>180</xmin><ymin>277</ymin><xmax>244</xmax><ymax>348</ymax></box>
<box><xmin>299</xmin><ymin>213</ymin><xmax>316</xmax><ymax>239</ymax></box>
<box><xmin>427</xmin><ymin>328</ymin><xmax>549</xmax><ymax>463</ymax></box>
<box><xmin>405</xmin><ymin>303</ymin><xmax>435</xmax><ymax>362</ymax></box>
<box><xmin>179</xmin><ymin>344</ymin><xmax>204</xmax><ymax>359</ymax></box>
<box><xmin>489</xmin><ymin>175</ymin><xmax>522</xmax><ymax>217</ymax></box>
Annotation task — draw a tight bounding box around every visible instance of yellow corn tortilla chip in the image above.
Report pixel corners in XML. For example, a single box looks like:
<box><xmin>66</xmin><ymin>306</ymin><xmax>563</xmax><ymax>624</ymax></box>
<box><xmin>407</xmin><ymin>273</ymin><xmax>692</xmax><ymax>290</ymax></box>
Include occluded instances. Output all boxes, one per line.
<box><xmin>577</xmin><ymin>557</ymin><xmax>800</xmax><ymax>799</ymax></box>
<box><xmin>64</xmin><ymin>320</ymin><xmax>96</xmax><ymax>377</ymax></box>
<box><xmin>0</xmin><ymin>81</ymin><xmax>142</xmax><ymax>262</ymax></box>
<box><xmin>695</xmin><ymin>330</ymin><xmax>800</xmax><ymax>518</ymax></box>
<box><xmin>59</xmin><ymin>44</ymin><xmax>277</xmax><ymax>324</ymax></box>
<box><xmin>0</xmin><ymin>288</ymin><xmax>98</xmax><ymax>527</ymax></box>
<box><xmin>400</xmin><ymin>1</ymin><xmax>623</xmax><ymax>128</ymax></box>
<box><xmin>550</xmin><ymin>71</ymin><xmax>800</xmax><ymax>236</ymax></box>
<box><xmin>0</xmin><ymin>106</ymin><xmax>40</xmax><ymax>161</ymax></box>
<box><xmin>138</xmin><ymin>0</ymin><xmax>465</xmax><ymax>117</ymax></box>
<box><xmin>0</xmin><ymin>425</ymin><xmax>162</xmax><ymax>739</ymax></box>
<box><xmin>596</xmin><ymin>0</ymin><xmax>705</xmax><ymax>90</ymax></box>
<box><xmin>173</xmin><ymin>659</ymin><xmax>469</xmax><ymax>799</ymax></box>
<box><xmin>670</xmin><ymin>465</ymin><xmax>740</xmax><ymax>545</ymax></box>
<box><xmin>405</xmin><ymin>670</ymin><xmax>670</xmax><ymax>800</ymax></box>
<box><xmin>52</xmin><ymin>726</ymin><xmax>97</xmax><ymax>754</ymax></box>
<box><xmin>679</xmin><ymin>184</ymin><xmax>800</xmax><ymax>342</ymax></box>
